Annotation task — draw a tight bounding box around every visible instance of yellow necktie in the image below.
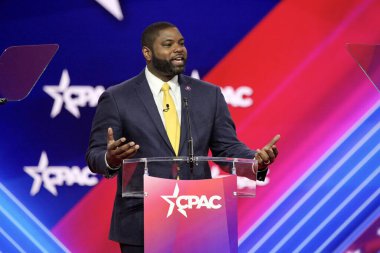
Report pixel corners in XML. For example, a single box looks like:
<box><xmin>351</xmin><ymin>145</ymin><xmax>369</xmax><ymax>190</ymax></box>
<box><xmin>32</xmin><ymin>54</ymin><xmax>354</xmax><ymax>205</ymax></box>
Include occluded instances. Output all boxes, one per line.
<box><xmin>161</xmin><ymin>83</ymin><xmax>180</xmax><ymax>155</ymax></box>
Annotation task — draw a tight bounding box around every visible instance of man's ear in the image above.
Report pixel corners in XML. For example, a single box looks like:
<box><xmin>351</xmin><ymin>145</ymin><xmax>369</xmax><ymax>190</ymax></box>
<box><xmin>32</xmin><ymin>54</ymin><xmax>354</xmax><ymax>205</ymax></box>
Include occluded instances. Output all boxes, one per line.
<box><xmin>142</xmin><ymin>46</ymin><xmax>152</xmax><ymax>62</ymax></box>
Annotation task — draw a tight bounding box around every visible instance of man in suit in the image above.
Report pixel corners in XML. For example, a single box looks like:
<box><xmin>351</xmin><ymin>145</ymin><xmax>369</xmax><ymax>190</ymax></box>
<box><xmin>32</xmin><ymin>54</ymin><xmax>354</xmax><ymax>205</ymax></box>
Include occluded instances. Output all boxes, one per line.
<box><xmin>86</xmin><ymin>21</ymin><xmax>279</xmax><ymax>253</ymax></box>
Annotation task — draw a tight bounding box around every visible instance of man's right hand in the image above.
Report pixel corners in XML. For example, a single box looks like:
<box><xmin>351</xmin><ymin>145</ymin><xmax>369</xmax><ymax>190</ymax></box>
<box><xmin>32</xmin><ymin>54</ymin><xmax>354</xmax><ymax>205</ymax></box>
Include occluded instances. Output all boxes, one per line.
<box><xmin>106</xmin><ymin>127</ymin><xmax>140</xmax><ymax>168</ymax></box>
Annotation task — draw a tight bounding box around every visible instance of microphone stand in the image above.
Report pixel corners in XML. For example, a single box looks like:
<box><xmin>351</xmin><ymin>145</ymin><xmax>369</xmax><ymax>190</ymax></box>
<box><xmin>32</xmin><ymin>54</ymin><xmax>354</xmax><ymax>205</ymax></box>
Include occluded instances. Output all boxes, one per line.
<box><xmin>183</xmin><ymin>98</ymin><xmax>194</xmax><ymax>179</ymax></box>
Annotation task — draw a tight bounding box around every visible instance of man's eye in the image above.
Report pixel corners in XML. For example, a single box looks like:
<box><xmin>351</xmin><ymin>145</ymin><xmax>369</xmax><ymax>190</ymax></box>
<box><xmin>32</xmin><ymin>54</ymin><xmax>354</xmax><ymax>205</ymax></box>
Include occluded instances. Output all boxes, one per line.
<box><xmin>163</xmin><ymin>44</ymin><xmax>172</xmax><ymax>47</ymax></box>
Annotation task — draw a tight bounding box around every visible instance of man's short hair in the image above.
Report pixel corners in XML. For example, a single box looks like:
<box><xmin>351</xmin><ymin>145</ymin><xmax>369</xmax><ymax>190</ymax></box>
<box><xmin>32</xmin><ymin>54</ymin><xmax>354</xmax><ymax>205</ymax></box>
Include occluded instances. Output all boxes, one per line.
<box><xmin>141</xmin><ymin>22</ymin><xmax>177</xmax><ymax>49</ymax></box>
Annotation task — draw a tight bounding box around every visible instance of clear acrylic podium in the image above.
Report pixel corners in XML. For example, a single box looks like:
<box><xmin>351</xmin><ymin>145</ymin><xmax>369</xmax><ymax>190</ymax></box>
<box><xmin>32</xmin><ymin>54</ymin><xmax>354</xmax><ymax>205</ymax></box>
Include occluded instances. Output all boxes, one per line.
<box><xmin>122</xmin><ymin>156</ymin><xmax>258</xmax><ymax>253</ymax></box>
<box><xmin>346</xmin><ymin>43</ymin><xmax>380</xmax><ymax>92</ymax></box>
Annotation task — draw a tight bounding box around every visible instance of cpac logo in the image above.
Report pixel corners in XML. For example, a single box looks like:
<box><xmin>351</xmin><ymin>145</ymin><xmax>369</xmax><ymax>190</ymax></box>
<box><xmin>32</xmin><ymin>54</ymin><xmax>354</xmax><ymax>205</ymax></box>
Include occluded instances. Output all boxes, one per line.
<box><xmin>161</xmin><ymin>183</ymin><xmax>222</xmax><ymax>218</ymax></box>
<box><xmin>44</xmin><ymin>69</ymin><xmax>105</xmax><ymax>118</ymax></box>
<box><xmin>222</xmin><ymin>86</ymin><xmax>253</xmax><ymax>108</ymax></box>
<box><xmin>95</xmin><ymin>0</ymin><xmax>124</xmax><ymax>21</ymax></box>
<box><xmin>24</xmin><ymin>151</ymin><xmax>99</xmax><ymax>196</ymax></box>
<box><xmin>191</xmin><ymin>69</ymin><xmax>253</xmax><ymax>108</ymax></box>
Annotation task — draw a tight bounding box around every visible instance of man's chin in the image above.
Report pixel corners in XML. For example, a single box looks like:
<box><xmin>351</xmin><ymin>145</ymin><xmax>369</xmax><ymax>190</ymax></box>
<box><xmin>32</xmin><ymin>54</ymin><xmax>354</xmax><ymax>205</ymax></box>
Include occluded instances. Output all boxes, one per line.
<box><xmin>172</xmin><ymin>65</ymin><xmax>185</xmax><ymax>75</ymax></box>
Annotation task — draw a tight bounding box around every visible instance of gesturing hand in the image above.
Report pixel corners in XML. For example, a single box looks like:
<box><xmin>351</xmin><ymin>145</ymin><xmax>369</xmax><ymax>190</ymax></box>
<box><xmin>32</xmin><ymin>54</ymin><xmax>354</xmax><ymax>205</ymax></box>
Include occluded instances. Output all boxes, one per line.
<box><xmin>255</xmin><ymin>134</ymin><xmax>280</xmax><ymax>170</ymax></box>
<box><xmin>106</xmin><ymin>127</ymin><xmax>140</xmax><ymax>168</ymax></box>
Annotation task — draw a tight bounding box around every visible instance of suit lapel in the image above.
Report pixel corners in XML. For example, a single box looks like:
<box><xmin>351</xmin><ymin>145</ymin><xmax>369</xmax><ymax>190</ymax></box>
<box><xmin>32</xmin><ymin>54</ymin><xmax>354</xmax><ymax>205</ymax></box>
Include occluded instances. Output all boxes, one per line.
<box><xmin>134</xmin><ymin>72</ymin><xmax>174</xmax><ymax>154</ymax></box>
<box><xmin>178</xmin><ymin>75</ymin><xmax>193</xmax><ymax>156</ymax></box>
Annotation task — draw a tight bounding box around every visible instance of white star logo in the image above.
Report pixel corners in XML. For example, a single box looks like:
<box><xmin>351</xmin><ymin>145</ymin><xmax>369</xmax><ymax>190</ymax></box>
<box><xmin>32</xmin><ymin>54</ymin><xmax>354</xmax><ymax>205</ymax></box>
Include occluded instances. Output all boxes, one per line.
<box><xmin>24</xmin><ymin>152</ymin><xmax>99</xmax><ymax>196</ymax></box>
<box><xmin>43</xmin><ymin>69</ymin><xmax>105</xmax><ymax>118</ymax></box>
<box><xmin>24</xmin><ymin>151</ymin><xmax>58</xmax><ymax>196</ymax></box>
<box><xmin>161</xmin><ymin>183</ymin><xmax>187</xmax><ymax>218</ymax></box>
<box><xmin>43</xmin><ymin>69</ymin><xmax>70</xmax><ymax>118</ymax></box>
<box><xmin>95</xmin><ymin>0</ymin><xmax>124</xmax><ymax>21</ymax></box>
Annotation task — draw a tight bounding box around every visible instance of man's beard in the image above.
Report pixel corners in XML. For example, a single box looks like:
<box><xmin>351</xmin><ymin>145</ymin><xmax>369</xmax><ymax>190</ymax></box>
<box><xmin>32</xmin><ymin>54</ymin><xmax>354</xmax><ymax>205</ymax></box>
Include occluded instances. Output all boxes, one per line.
<box><xmin>151</xmin><ymin>54</ymin><xmax>186</xmax><ymax>76</ymax></box>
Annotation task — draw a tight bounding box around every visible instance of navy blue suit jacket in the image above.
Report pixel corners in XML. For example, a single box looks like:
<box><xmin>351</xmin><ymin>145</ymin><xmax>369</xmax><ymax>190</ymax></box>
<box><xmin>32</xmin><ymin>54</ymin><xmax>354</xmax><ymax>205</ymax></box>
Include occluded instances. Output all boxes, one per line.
<box><xmin>86</xmin><ymin>70</ymin><xmax>263</xmax><ymax>245</ymax></box>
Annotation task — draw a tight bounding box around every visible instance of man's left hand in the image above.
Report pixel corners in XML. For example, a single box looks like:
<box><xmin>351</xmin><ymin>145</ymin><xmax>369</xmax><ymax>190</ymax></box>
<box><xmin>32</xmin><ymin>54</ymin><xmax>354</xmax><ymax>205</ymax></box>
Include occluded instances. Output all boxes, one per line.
<box><xmin>255</xmin><ymin>134</ymin><xmax>280</xmax><ymax>170</ymax></box>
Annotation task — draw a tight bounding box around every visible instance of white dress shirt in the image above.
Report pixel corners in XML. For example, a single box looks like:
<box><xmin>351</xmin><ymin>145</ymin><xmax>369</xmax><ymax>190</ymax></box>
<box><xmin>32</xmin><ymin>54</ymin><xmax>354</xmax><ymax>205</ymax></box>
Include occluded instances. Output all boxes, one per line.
<box><xmin>145</xmin><ymin>66</ymin><xmax>182</xmax><ymax>126</ymax></box>
<box><xmin>105</xmin><ymin>67</ymin><xmax>183</xmax><ymax>170</ymax></box>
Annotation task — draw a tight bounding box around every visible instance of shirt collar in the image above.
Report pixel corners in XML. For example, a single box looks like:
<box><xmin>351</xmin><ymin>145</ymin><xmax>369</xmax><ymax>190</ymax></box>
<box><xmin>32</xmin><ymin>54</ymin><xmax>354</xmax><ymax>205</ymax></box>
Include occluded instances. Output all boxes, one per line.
<box><xmin>145</xmin><ymin>66</ymin><xmax>179</xmax><ymax>96</ymax></box>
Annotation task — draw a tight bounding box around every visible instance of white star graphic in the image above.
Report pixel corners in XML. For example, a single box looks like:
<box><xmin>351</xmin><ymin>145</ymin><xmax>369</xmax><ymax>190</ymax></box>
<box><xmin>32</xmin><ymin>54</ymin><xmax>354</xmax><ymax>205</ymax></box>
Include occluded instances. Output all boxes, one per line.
<box><xmin>95</xmin><ymin>0</ymin><xmax>124</xmax><ymax>21</ymax></box>
<box><xmin>44</xmin><ymin>69</ymin><xmax>105</xmax><ymax>119</ymax></box>
<box><xmin>24</xmin><ymin>151</ymin><xmax>58</xmax><ymax>196</ymax></box>
<box><xmin>43</xmin><ymin>69</ymin><xmax>73</xmax><ymax>118</ymax></box>
<box><xmin>161</xmin><ymin>183</ymin><xmax>187</xmax><ymax>218</ymax></box>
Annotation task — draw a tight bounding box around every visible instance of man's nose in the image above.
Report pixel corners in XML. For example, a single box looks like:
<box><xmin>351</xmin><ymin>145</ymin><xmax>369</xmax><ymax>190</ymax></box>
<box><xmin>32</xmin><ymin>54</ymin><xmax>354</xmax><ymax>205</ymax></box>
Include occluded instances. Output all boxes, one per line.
<box><xmin>173</xmin><ymin>44</ymin><xmax>184</xmax><ymax>53</ymax></box>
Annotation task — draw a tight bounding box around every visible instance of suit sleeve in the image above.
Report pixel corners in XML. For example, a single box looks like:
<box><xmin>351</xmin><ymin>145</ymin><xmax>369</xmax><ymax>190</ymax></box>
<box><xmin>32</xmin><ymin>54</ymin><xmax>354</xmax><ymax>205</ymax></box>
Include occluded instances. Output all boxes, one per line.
<box><xmin>209</xmin><ymin>88</ymin><xmax>268</xmax><ymax>181</ymax></box>
<box><xmin>86</xmin><ymin>90</ymin><xmax>123</xmax><ymax>178</ymax></box>
<box><xmin>209</xmin><ymin>87</ymin><xmax>255</xmax><ymax>158</ymax></box>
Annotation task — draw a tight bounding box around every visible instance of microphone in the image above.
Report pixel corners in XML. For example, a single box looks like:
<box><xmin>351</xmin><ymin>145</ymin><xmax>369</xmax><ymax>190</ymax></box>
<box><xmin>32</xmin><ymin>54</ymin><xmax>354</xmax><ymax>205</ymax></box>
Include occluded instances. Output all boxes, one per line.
<box><xmin>183</xmin><ymin>97</ymin><xmax>195</xmax><ymax>177</ymax></box>
<box><xmin>163</xmin><ymin>104</ymin><xmax>170</xmax><ymax>112</ymax></box>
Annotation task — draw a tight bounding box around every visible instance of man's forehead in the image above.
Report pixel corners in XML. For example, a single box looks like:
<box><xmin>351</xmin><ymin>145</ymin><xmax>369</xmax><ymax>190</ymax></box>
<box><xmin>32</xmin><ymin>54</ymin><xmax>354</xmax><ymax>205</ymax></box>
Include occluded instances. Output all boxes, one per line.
<box><xmin>156</xmin><ymin>27</ymin><xmax>183</xmax><ymax>41</ymax></box>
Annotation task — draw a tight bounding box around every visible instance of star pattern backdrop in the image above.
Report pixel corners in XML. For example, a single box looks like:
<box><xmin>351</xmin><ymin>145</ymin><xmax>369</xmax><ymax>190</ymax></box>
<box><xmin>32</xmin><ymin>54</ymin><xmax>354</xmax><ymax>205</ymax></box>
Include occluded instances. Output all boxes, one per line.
<box><xmin>1</xmin><ymin>0</ymin><xmax>379</xmax><ymax>252</ymax></box>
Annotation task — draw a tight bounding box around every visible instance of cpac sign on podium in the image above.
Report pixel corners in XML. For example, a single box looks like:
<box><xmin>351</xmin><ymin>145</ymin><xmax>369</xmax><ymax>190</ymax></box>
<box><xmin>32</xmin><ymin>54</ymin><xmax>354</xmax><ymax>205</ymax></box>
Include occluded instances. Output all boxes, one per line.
<box><xmin>122</xmin><ymin>156</ymin><xmax>258</xmax><ymax>253</ymax></box>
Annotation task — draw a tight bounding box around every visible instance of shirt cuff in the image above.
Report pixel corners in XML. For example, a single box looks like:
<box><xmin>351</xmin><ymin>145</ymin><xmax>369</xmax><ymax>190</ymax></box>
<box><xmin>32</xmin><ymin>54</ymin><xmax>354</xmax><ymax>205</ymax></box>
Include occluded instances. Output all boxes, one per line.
<box><xmin>104</xmin><ymin>152</ymin><xmax>121</xmax><ymax>171</ymax></box>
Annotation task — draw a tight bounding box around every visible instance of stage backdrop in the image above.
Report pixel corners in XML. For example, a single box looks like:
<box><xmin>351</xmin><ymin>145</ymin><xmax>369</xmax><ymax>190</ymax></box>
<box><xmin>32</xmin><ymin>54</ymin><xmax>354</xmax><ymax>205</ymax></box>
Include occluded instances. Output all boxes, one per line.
<box><xmin>1</xmin><ymin>0</ymin><xmax>379</xmax><ymax>252</ymax></box>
